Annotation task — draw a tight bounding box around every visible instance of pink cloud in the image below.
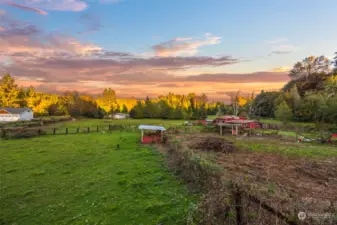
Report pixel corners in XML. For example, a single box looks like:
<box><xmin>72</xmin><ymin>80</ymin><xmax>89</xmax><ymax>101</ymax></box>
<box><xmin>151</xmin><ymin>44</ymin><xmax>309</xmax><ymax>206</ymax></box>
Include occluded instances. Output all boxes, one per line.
<box><xmin>0</xmin><ymin>15</ymin><xmax>289</xmax><ymax>100</ymax></box>
<box><xmin>152</xmin><ymin>33</ymin><xmax>221</xmax><ymax>57</ymax></box>
<box><xmin>6</xmin><ymin>2</ymin><xmax>48</xmax><ymax>15</ymax></box>
<box><xmin>1</xmin><ymin>0</ymin><xmax>88</xmax><ymax>13</ymax></box>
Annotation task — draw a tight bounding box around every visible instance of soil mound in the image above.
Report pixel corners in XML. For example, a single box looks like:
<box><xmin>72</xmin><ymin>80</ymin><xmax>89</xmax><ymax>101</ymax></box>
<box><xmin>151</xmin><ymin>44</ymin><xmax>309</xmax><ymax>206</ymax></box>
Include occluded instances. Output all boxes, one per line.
<box><xmin>190</xmin><ymin>137</ymin><xmax>235</xmax><ymax>153</ymax></box>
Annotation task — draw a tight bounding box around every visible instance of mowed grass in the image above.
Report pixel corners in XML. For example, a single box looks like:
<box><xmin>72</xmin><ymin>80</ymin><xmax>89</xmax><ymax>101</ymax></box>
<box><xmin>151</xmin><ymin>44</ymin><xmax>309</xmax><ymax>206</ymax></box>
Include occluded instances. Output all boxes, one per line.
<box><xmin>260</xmin><ymin>119</ymin><xmax>319</xmax><ymax>128</ymax></box>
<box><xmin>0</xmin><ymin>132</ymin><xmax>195</xmax><ymax>225</ymax></box>
<box><xmin>57</xmin><ymin>118</ymin><xmax>185</xmax><ymax>129</ymax></box>
<box><xmin>230</xmin><ymin>136</ymin><xmax>337</xmax><ymax>158</ymax></box>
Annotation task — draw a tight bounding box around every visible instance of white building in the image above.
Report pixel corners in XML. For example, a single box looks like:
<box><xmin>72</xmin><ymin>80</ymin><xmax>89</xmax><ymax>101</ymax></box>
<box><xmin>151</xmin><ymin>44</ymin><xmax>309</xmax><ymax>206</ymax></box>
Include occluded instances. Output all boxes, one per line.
<box><xmin>112</xmin><ymin>113</ymin><xmax>128</xmax><ymax>120</ymax></box>
<box><xmin>0</xmin><ymin>108</ymin><xmax>34</xmax><ymax>122</ymax></box>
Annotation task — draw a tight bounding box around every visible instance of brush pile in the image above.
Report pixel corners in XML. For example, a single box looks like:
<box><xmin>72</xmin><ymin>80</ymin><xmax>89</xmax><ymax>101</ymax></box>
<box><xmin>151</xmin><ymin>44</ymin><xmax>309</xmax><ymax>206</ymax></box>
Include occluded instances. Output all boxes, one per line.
<box><xmin>189</xmin><ymin>137</ymin><xmax>235</xmax><ymax>153</ymax></box>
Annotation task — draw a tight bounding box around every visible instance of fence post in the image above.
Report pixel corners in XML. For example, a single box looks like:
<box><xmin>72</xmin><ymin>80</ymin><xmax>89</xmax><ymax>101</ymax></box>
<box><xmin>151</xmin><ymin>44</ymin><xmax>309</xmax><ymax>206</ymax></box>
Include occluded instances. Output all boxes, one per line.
<box><xmin>234</xmin><ymin>188</ymin><xmax>245</xmax><ymax>225</ymax></box>
<box><xmin>77</xmin><ymin>127</ymin><xmax>79</xmax><ymax>133</ymax></box>
<box><xmin>87</xmin><ymin>127</ymin><xmax>90</xmax><ymax>133</ymax></box>
<box><xmin>38</xmin><ymin>129</ymin><xmax>41</xmax><ymax>135</ymax></box>
<box><xmin>65</xmin><ymin>128</ymin><xmax>68</xmax><ymax>135</ymax></box>
<box><xmin>97</xmin><ymin>126</ymin><xmax>99</xmax><ymax>132</ymax></box>
<box><xmin>108</xmin><ymin>125</ymin><xmax>111</xmax><ymax>131</ymax></box>
<box><xmin>53</xmin><ymin>128</ymin><xmax>56</xmax><ymax>135</ymax></box>
<box><xmin>1</xmin><ymin>129</ymin><xmax>6</xmax><ymax>139</ymax></box>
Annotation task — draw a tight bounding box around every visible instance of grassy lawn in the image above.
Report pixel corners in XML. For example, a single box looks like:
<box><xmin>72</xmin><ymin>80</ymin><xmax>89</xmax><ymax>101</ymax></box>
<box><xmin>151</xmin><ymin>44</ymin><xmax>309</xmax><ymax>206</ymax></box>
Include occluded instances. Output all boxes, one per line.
<box><xmin>206</xmin><ymin>115</ymin><xmax>217</xmax><ymax>119</ymax></box>
<box><xmin>254</xmin><ymin>129</ymin><xmax>298</xmax><ymax>137</ymax></box>
<box><xmin>230</xmin><ymin>137</ymin><xmax>337</xmax><ymax>158</ymax></box>
<box><xmin>56</xmin><ymin>118</ymin><xmax>185</xmax><ymax>129</ymax></box>
<box><xmin>259</xmin><ymin>119</ymin><xmax>319</xmax><ymax>128</ymax></box>
<box><xmin>0</xmin><ymin>132</ymin><xmax>195</xmax><ymax>225</ymax></box>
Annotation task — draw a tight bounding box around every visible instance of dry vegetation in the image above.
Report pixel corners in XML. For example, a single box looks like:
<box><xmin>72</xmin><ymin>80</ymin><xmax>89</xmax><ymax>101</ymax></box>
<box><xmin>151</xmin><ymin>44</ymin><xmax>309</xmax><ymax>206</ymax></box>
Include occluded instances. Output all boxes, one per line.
<box><xmin>161</xmin><ymin>133</ymin><xmax>337</xmax><ymax>225</ymax></box>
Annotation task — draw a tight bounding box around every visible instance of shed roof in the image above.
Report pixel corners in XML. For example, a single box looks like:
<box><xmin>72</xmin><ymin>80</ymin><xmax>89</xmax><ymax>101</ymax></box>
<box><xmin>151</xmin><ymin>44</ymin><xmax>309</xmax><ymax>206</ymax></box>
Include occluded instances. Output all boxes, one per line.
<box><xmin>138</xmin><ymin>125</ymin><xmax>166</xmax><ymax>131</ymax></box>
<box><xmin>114</xmin><ymin>113</ymin><xmax>128</xmax><ymax>116</ymax></box>
<box><xmin>0</xmin><ymin>108</ymin><xmax>31</xmax><ymax>114</ymax></box>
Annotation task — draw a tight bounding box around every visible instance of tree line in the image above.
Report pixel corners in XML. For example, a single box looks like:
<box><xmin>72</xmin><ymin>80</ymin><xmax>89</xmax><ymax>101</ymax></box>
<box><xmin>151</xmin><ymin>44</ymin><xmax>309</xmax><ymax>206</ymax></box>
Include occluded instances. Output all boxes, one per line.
<box><xmin>250</xmin><ymin>52</ymin><xmax>337</xmax><ymax>125</ymax></box>
<box><xmin>0</xmin><ymin>74</ymin><xmax>237</xmax><ymax>119</ymax></box>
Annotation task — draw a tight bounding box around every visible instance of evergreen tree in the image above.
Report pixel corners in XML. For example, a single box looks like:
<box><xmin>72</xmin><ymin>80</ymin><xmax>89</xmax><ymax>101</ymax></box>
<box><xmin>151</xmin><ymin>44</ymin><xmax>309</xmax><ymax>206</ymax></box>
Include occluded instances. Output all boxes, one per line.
<box><xmin>0</xmin><ymin>74</ymin><xmax>20</xmax><ymax>107</ymax></box>
<box><xmin>122</xmin><ymin>104</ymin><xmax>128</xmax><ymax>113</ymax></box>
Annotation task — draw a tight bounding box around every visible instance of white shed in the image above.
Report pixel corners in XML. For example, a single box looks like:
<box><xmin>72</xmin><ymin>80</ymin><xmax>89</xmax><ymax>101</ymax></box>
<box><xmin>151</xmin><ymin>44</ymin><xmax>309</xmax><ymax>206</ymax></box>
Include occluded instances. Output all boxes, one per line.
<box><xmin>112</xmin><ymin>113</ymin><xmax>128</xmax><ymax>119</ymax></box>
<box><xmin>0</xmin><ymin>108</ymin><xmax>34</xmax><ymax>122</ymax></box>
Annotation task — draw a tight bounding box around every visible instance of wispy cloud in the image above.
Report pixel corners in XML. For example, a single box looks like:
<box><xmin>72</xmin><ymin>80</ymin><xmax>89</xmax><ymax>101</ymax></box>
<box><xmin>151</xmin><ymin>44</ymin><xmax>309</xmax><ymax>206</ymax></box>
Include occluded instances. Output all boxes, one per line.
<box><xmin>269</xmin><ymin>44</ymin><xmax>298</xmax><ymax>55</ymax></box>
<box><xmin>0</xmin><ymin>0</ymin><xmax>88</xmax><ymax>14</ymax></box>
<box><xmin>99</xmin><ymin>0</ymin><xmax>120</xmax><ymax>3</ymax></box>
<box><xmin>1</xmin><ymin>0</ymin><xmax>121</xmax><ymax>15</ymax></box>
<box><xmin>77</xmin><ymin>13</ymin><xmax>102</xmax><ymax>34</ymax></box>
<box><xmin>152</xmin><ymin>33</ymin><xmax>221</xmax><ymax>57</ymax></box>
<box><xmin>265</xmin><ymin>38</ymin><xmax>288</xmax><ymax>44</ymax></box>
<box><xmin>0</xmin><ymin>13</ymin><xmax>101</xmax><ymax>55</ymax></box>
<box><xmin>272</xmin><ymin>66</ymin><xmax>290</xmax><ymax>72</ymax></box>
<box><xmin>5</xmin><ymin>2</ymin><xmax>48</xmax><ymax>15</ymax></box>
<box><xmin>0</xmin><ymin>15</ymin><xmax>289</xmax><ymax>100</ymax></box>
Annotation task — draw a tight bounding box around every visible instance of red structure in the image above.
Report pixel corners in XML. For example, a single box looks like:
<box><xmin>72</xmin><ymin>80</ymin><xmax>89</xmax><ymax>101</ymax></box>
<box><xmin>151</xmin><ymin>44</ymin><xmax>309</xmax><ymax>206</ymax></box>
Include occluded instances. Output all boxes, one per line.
<box><xmin>213</xmin><ymin>116</ymin><xmax>241</xmax><ymax>124</ymax></box>
<box><xmin>139</xmin><ymin>125</ymin><xmax>166</xmax><ymax>144</ymax></box>
<box><xmin>196</xmin><ymin>120</ymin><xmax>206</xmax><ymax>125</ymax></box>
<box><xmin>213</xmin><ymin>116</ymin><xmax>261</xmax><ymax>129</ymax></box>
<box><xmin>141</xmin><ymin>134</ymin><xmax>162</xmax><ymax>144</ymax></box>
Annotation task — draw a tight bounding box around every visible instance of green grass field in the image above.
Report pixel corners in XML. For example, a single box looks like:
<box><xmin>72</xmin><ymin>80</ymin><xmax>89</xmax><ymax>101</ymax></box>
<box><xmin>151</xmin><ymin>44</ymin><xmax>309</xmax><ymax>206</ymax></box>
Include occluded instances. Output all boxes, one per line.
<box><xmin>259</xmin><ymin>119</ymin><xmax>319</xmax><ymax>128</ymax></box>
<box><xmin>230</xmin><ymin>136</ymin><xmax>337</xmax><ymax>158</ymax></box>
<box><xmin>206</xmin><ymin>115</ymin><xmax>217</xmax><ymax>119</ymax></box>
<box><xmin>0</xmin><ymin>132</ymin><xmax>196</xmax><ymax>225</ymax></box>
<box><xmin>57</xmin><ymin>118</ymin><xmax>185</xmax><ymax>129</ymax></box>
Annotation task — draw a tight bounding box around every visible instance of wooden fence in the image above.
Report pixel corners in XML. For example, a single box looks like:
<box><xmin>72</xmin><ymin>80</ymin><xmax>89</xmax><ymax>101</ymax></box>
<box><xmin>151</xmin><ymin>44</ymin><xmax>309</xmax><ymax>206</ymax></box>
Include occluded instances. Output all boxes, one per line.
<box><xmin>0</xmin><ymin>124</ymin><xmax>202</xmax><ymax>139</ymax></box>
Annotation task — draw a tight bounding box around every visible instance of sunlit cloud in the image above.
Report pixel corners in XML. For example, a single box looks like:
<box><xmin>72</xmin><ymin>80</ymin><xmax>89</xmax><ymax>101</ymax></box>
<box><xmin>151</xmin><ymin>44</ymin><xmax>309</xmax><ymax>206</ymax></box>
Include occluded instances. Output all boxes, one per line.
<box><xmin>272</xmin><ymin>66</ymin><xmax>290</xmax><ymax>72</ymax></box>
<box><xmin>1</xmin><ymin>0</ymin><xmax>88</xmax><ymax>13</ymax></box>
<box><xmin>0</xmin><ymin>15</ymin><xmax>101</xmax><ymax>55</ymax></box>
<box><xmin>152</xmin><ymin>33</ymin><xmax>221</xmax><ymax>57</ymax></box>
<box><xmin>0</xmin><ymin>14</ymin><xmax>289</xmax><ymax>100</ymax></box>
<box><xmin>1</xmin><ymin>0</ymin><xmax>121</xmax><ymax>15</ymax></box>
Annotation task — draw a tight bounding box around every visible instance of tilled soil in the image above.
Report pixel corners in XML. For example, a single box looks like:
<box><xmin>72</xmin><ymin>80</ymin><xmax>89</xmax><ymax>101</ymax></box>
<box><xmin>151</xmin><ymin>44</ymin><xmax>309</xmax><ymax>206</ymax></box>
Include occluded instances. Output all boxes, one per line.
<box><xmin>188</xmin><ymin>136</ymin><xmax>235</xmax><ymax>153</ymax></box>
<box><xmin>175</xmin><ymin>134</ymin><xmax>337</xmax><ymax>223</ymax></box>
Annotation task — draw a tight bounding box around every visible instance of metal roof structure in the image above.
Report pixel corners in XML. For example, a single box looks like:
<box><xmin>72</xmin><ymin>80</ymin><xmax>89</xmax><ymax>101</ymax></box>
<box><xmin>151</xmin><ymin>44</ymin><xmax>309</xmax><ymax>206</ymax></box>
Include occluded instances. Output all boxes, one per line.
<box><xmin>0</xmin><ymin>108</ymin><xmax>32</xmax><ymax>114</ymax></box>
<box><xmin>227</xmin><ymin>119</ymin><xmax>258</xmax><ymax>124</ymax></box>
<box><xmin>138</xmin><ymin>125</ymin><xmax>166</xmax><ymax>131</ymax></box>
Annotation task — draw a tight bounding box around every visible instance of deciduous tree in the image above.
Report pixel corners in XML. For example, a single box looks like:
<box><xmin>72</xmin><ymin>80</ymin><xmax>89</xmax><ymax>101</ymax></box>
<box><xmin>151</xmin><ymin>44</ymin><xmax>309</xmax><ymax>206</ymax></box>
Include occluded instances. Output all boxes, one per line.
<box><xmin>289</xmin><ymin>56</ymin><xmax>330</xmax><ymax>80</ymax></box>
<box><xmin>275</xmin><ymin>101</ymin><xmax>293</xmax><ymax>125</ymax></box>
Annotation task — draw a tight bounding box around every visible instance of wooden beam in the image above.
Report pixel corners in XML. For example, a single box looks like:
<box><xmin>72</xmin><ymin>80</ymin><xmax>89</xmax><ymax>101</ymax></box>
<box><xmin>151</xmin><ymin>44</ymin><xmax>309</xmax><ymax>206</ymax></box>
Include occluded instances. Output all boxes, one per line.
<box><xmin>141</xmin><ymin>129</ymin><xmax>144</xmax><ymax>143</ymax></box>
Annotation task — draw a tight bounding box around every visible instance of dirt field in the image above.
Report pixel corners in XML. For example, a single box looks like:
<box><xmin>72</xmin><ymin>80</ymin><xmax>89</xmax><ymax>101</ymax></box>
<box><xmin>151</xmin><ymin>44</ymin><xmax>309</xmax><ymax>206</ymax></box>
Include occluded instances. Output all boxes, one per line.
<box><xmin>172</xmin><ymin>134</ymin><xmax>337</xmax><ymax>223</ymax></box>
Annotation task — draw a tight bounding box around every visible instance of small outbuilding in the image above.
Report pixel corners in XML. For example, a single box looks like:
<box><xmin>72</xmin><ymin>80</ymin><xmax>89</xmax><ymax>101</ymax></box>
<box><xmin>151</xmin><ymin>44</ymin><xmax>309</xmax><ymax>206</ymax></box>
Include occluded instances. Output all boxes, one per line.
<box><xmin>112</xmin><ymin>113</ymin><xmax>128</xmax><ymax>120</ymax></box>
<box><xmin>138</xmin><ymin>125</ymin><xmax>166</xmax><ymax>144</ymax></box>
<box><xmin>0</xmin><ymin>108</ymin><xmax>33</xmax><ymax>122</ymax></box>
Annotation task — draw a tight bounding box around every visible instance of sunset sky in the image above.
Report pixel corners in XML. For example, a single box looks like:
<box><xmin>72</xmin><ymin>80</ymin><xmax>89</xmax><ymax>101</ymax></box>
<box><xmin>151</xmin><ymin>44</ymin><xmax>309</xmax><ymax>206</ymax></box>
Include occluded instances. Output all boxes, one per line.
<box><xmin>1</xmin><ymin>0</ymin><xmax>337</xmax><ymax>100</ymax></box>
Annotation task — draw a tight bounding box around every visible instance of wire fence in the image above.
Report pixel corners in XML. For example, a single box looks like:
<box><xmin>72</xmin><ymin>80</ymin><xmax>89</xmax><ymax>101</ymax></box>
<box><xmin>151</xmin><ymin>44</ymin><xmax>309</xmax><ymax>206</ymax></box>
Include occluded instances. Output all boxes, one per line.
<box><xmin>0</xmin><ymin>124</ymin><xmax>204</xmax><ymax>140</ymax></box>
